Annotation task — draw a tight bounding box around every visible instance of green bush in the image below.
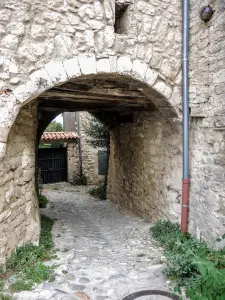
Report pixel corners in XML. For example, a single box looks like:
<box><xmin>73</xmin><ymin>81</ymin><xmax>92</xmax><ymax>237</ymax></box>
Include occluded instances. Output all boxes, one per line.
<box><xmin>150</xmin><ymin>220</ymin><xmax>225</xmax><ymax>299</ymax></box>
<box><xmin>88</xmin><ymin>184</ymin><xmax>107</xmax><ymax>200</ymax></box>
<box><xmin>38</xmin><ymin>195</ymin><xmax>49</xmax><ymax>208</ymax></box>
<box><xmin>0</xmin><ymin>215</ymin><xmax>55</xmax><ymax>293</ymax></box>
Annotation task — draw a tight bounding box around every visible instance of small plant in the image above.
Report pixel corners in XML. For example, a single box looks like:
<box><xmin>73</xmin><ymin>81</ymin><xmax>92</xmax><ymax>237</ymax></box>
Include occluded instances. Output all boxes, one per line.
<box><xmin>0</xmin><ymin>215</ymin><xmax>55</xmax><ymax>293</ymax></box>
<box><xmin>88</xmin><ymin>184</ymin><xmax>107</xmax><ymax>200</ymax></box>
<box><xmin>0</xmin><ymin>293</ymin><xmax>13</xmax><ymax>300</ymax></box>
<box><xmin>72</xmin><ymin>174</ymin><xmax>87</xmax><ymax>186</ymax></box>
<box><xmin>150</xmin><ymin>220</ymin><xmax>225</xmax><ymax>299</ymax></box>
<box><xmin>38</xmin><ymin>195</ymin><xmax>49</xmax><ymax>208</ymax></box>
<box><xmin>9</xmin><ymin>280</ymin><xmax>33</xmax><ymax>292</ymax></box>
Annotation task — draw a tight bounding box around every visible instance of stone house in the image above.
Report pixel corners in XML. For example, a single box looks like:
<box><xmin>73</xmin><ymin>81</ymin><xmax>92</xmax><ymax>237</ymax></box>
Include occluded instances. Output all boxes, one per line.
<box><xmin>39</xmin><ymin>113</ymin><xmax>106</xmax><ymax>185</ymax></box>
<box><xmin>0</xmin><ymin>0</ymin><xmax>224</xmax><ymax>263</ymax></box>
<box><xmin>39</xmin><ymin>131</ymin><xmax>79</xmax><ymax>184</ymax></box>
<box><xmin>63</xmin><ymin>111</ymin><xmax>106</xmax><ymax>185</ymax></box>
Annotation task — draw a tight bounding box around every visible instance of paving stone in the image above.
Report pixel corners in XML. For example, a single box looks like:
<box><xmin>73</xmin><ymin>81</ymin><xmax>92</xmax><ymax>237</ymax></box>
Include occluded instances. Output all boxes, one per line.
<box><xmin>79</xmin><ymin>278</ymin><xmax>90</xmax><ymax>284</ymax></box>
<box><xmin>69</xmin><ymin>284</ymin><xmax>86</xmax><ymax>291</ymax></box>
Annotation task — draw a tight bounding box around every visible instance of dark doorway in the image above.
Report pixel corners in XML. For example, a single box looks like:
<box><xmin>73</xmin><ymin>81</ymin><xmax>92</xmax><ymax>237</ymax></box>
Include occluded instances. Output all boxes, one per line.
<box><xmin>38</xmin><ymin>148</ymin><xmax>67</xmax><ymax>184</ymax></box>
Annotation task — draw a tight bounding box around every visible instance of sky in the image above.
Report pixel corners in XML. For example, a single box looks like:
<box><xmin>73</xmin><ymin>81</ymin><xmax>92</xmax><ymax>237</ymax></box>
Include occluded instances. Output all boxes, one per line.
<box><xmin>54</xmin><ymin>114</ymin><xmax>63</xmax><ymax>125</ymax></box>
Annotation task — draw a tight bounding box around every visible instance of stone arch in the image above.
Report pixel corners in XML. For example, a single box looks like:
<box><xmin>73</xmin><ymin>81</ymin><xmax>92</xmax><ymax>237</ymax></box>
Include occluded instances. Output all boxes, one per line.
<box><xmin>0</xmin><ymin>54</ymin><xmax>182</xmax><ymax>263</ymax></box>
<box><xmin>0</xmin><ymin>54</ymin><xmax>181</xmax><ymax>161</ymax></box>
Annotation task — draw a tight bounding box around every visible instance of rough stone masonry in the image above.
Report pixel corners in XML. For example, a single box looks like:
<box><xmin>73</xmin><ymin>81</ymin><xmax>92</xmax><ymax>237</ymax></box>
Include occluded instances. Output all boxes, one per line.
<box><xmin>0</xmin><ymin>0</ymin><xmax>224</xmax><ymax>263</ymax></box>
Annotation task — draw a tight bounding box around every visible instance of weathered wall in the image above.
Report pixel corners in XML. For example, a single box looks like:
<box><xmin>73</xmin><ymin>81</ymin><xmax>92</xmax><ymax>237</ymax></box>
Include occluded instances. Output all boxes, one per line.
<box><xmin>0</xmin><ymin>0</ymin><xmax>224</xmax><ymax>263</ymax></box>
<box><xmin>67</xmin><ymin>141</ymin><xmax>80</xmax><ymax>184</ymax></box>
<box><xmin>0</xmin><ymin>102</ymin><xmax>39</xmax><ymax>265</ymax></box>
<box><xmin>108</xmin><ymin>111</ymin><xmax>182</xmax><ymax>222</ymax></box>
<box><xmin>188</xmin><ymin>0</ymin><xmax>225</xmax><ymax>244</ymax></box>
<box><xmin>80</xmin><ymin>112</ymin><xmax>105</xmax><ymax>185</ymax></box>
<box><xmin>0</xmin><ymin>0</ymin><xmax>181</xmax><ymax>93</ymax></box>
<box><xmin>63</xmin><ymin>112</ymin><xmax>105</xmax><ymax>185</ymax></box>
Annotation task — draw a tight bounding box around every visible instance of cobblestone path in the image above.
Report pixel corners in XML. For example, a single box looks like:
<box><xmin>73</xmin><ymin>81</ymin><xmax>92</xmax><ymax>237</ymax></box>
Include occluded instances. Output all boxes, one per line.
<box><xmin>15</xmin><ymin>183</ymin><xmax>170</xmax><ymax>300</ymax></box>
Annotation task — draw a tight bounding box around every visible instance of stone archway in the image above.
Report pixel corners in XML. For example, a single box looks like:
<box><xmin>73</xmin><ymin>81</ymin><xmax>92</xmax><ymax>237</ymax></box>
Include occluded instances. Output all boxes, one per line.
<box><xmin>0</xmin><ymin>54</ymin><xmax>181</xmax><ymax>158</ymax></box>
<box><xmin>0</xmin><ymin>54</ymin><xmax>182</xmax><ymax>264</ymax></box>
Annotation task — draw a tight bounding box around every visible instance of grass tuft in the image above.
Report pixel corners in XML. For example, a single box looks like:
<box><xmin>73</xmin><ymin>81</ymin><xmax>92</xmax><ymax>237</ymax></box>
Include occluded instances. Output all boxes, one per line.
<box><xmin>38</xmin><ymin>195</ymin><xmax>49</xmax><ymax>208</ymax></box>
<box><xmin>0</xmin><ymin>215</ymin><xmax>55</xmax><ymax>292</ymax></box>
<box><xmin>88</xmin><ymin>184</ymin><xmax>107</xmax><ymax>200</ymax></box>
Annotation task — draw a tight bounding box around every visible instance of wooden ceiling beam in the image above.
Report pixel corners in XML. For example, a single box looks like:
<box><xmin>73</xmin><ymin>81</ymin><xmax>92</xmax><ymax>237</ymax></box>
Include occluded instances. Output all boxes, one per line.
<box><xmin>51</xmin><ymin>85</ymin><xmax>144</xmax><ymax>98</ymax></box>
<box><xmin>38</xmin><ymin>95</ymin><xmax>150</xmax><ymax>105</ymax></box>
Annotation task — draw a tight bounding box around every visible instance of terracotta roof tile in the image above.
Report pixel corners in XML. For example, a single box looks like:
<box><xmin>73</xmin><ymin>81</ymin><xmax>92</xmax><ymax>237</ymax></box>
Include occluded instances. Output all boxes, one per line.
<box><xmin>41</xmin><ymin>132</ymin><xmax>79</xmax><ymax>142</ymax></box>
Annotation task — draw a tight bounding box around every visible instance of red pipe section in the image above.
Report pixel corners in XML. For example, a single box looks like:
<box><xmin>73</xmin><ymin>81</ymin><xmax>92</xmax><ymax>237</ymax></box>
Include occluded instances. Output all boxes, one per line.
<box><xmin>181</xmin><ymin>178</ymin><xmax>190</xmax><ymax>234</ymax></box>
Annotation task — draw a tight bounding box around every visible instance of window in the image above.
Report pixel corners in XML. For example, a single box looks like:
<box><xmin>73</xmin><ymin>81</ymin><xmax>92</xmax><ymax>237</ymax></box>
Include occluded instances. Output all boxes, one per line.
<box><xmin>114</xmin><ymin>3</ymin><xmax>129</xmax><ymax>34</ymax></box>
<box><xmin>98</xmin><ymin>150</ymin><xmax>108</xmax><ymax>175</ymax></box>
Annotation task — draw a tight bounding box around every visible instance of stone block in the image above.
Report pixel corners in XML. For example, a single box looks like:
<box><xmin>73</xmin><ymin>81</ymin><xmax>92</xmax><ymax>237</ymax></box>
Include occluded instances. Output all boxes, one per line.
<box><xmin>214</xmin><ymin>117</ymin><xmax>225</xmax><ymax>129</ymax></box>
<box><xmin>45</xmin><ymin>61</ymin><xmax>68</xmax><ymax>85</ymax></box>
<box><xmin>96</xmin><ymin>58</ymin><xmax>111</xmax><ymax>73</ymax></box>
<box><xmin>29</xmin><ymin>69</ymin><xmax>53</xmax><ymax>92</ymax></box>
<box><xmin>13</xmin><ymin>80</ymin><xmax>40</xmax><ymax>105</ymax></box>
<box><xmin>153</xmin><ymin>80</ymin><xmax>172</xmax><ymax>99</ymax></box>
<box><xmin>1</xmin><ymin>34</ymin><xmax>18</xmax><ymax>49</ymax></box>
<box><xmin>109</xmin><ymin>56</ymin><xmax>117</xmax><ymax>72</ymax></box>
<box><xmin>117</xmin><ymin>56</ymin><xmax>132</xmax><ymax>73</ymax></box>
<box><xmin>63</xmin><ymin>57</ymin><xmax>81</xmax><ymax>78</ymax></box>
<box><xmin>78</xmin><ymin>54</ymin><xmax>97</xmax><ymax>75</ymax></box>
<box><xmin>0</xmin><ymin>142</ymin><xmax>6</xmax><ymax>161</ymax></box>
<box><xmin>132</xmin><ymin>60</ymin><xmax>148</xmax><ymax>80</ymax></box>
<box><xmin>144</xmin><ymin>67</ymin><xmax>158</xmax><ymax>87</ymax></box>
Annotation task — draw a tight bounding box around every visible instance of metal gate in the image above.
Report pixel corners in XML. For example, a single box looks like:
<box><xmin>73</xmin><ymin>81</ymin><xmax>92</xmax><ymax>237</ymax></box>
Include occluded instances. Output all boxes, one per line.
<box><xmin>38</xmin><ymin>148</ymin><xmax>67</xmax><ymax>184</ymax></box>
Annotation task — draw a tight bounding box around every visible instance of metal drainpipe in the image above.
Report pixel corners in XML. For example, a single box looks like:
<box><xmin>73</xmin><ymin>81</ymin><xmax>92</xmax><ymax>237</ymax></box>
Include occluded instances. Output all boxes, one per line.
<box><xmin>76</xmin><ymin>112</ymin><xmax>83</xmax><ymax>178</ymax></box>
<box><xmin>181</xmin><ymin>0</ymin><xmax>190</xmax><ymax>234</ymax></box>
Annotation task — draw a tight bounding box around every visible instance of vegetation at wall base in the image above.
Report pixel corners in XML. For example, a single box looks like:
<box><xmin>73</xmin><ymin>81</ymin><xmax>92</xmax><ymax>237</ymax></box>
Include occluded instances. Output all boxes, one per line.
<box><xmin>0</xmin><ymin>294</ymin><xmax>13</xmax><ymax>300</ymax></box>
<box><xmin>38</xmin><ymin>195</ymin><xmax>49</xmax><ymax>208</ymax></box>
<box><xmin>88</xmin><ymin>184</ymin><xmax>107</xmax><ymax>200</ymax></box>
<box><xmin>150</xmin><ymin>220</ymin><xmax>225</xmax><ymax>300</ymax></box>
<box><xmin>0</xmin><ymin>215</ymin><xmax>55</xmax><ymax>293</ymax></box>
<box><xmin>72</xmin><ymin>173</ymin><xmax>87</xmax><ymax>186</ymax></box>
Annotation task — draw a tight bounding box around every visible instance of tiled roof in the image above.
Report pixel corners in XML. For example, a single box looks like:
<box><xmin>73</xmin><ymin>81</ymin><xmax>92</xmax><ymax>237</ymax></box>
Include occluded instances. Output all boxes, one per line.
<box><xmin>41</xmin><ymin>132</ymin><xmax>79</xmax><ymax>142</ymax></box>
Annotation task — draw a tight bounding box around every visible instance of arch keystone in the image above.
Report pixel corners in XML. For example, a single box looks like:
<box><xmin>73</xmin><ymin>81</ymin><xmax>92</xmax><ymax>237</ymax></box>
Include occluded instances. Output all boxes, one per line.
<box><xmin>117</xmin><ymin>56</ymin><xmax>132</xmax><ymax>73</ymax></box>
<box><xmin>96</xmin><ymin>58</ymin><xmax>110</xmax><ymax>73</ymax></box>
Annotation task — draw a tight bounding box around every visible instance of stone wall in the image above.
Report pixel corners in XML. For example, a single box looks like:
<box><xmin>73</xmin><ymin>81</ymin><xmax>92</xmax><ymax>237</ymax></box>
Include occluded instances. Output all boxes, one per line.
<box><xmin>0</xmin><ymin>102</ymin><xmax>39</xmax><ymax>264</ymax></box>
<box><xmin>63</xmin><ymin>112</ymin><xmax>105</xmax><ymax>185</ymax></box>
<box><xmin>108</xmin><ymin>111</ymin><xmax>182</xmax><ymax>222</ymax></box>
<box><xmin>0</xmin><ymin>0</ymin><xmax>224</xmax><ymax>263</ymax></box>
<box><xmin>0</xmin><ymin>0</ymin><xmax>181</xmax><ymax>94</ymax></box>
<box><xmin>188</xmin><ymin>0</ymin><xmax>225</xmax><ymax>244</ymax></box>
<box><xmin>67</xmin><ymin>141</ymin><xmax>80</xmax><ymax>184</ymax></box>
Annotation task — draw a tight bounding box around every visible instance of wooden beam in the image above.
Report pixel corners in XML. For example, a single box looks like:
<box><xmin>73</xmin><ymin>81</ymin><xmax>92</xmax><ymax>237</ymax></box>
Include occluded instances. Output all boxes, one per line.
<box><xmin>38</xmin><ymin>94</ymin><xmax>150</xmax><ymax>106</ymax></box>
<box><xmin>51</xmin><ymin>85</ymin><xmax>144</xmax><ymax>98</ymax></box>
